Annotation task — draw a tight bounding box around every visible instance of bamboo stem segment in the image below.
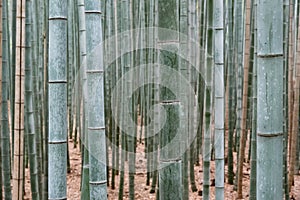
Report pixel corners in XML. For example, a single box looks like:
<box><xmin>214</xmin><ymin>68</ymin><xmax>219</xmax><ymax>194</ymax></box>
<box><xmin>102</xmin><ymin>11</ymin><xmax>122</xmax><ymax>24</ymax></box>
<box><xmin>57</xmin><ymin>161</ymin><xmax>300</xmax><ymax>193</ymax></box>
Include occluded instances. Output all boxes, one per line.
<box><xmin>256</xmin><ymin>0</ymin><xmax>283</xmax><ymax>199</ymax></box>
<box><xmin>48</xmin><ymin>0</ymin><xmax>68</xmax><ymax>199</ymax></box>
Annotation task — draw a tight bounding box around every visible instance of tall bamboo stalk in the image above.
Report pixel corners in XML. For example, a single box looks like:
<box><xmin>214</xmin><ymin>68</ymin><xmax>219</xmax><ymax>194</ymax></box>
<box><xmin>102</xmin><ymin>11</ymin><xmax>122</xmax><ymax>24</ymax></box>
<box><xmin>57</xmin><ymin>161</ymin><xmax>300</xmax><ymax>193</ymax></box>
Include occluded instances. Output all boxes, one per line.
<box><xmin>1</xmin><ymin>0</ymin><xmax>12</xmax><ymax>199</ymax></box>
<box><xmin>25</xmin><ymin>0</ymin><xmax>40</xmax><ymax>199</ymax></box>
<box><xmin>256</xmin><ymin>0</ymin><xmax>283</xmax><ymax>198</ymax></box>
<box><xmin>188</xmin><ymin>0</ymin><xmax>198</xmax><ymax>193</ymax></box>
<box><xmin>144</xmin><ymin>0</ymin><xmax>152</xmax><ymax>188</ymax></box>
<box><xmin>237</xmin><ymin>0</ymin><xmax>251</xmax><ymax>197</ymax></box>
<box><xmin>288</xmin><ymin>2</ymin><xmax>300</xmax><ymax>188</ymax></box>
<box><xmin>13</xmin><ymin>0</ymin><xmax>26</xmax><ymax>198</ymax></box>
<box><xmin>108</xmin><ymin>0</ymin><xmax>117</xmax><ymax>190</ymax></box>
<box><xmin>226</xmin><ymin>0</ymin><xmax>235</xmax><ymax>185</ymax></box>
<box><xmin>116</xmin><ymin>0</ymin><xmax>127</xmax><ymax>198</ymax></box>
<box><xmin>288</xmin><ymin>0</ymin><xmax>296</xmax><ymax>160</ymax></box>
<box><xmin>85</xmin><ymin>0</ymin><xmax>107</xmax><ymax>198</ymax></box>
<box><xmin>73</xmin><ymin>0</ymin><xmax>81</xmax><ymax>150</ymax></box>
<box><xmin>203</xmin><ymin>0</ymin><xmax>213</xmax><ymax>199</ymax></box>
<box><xmin>150</xmin><ymin>0</ymin><xmax>160</xmax><ymax>193</ymax></box>
<box><xmin>120</xmin><ymin>1</ymin><xmax>135</xmax><ymax>199</ymax></box>
<box><xmin>48</xmin><ymin>0</ymin><xmax>68</xmax><ymax>198</ymax></box>
<box><xmin>32</xmin><ymin>0</ymin><xmax>43</xmax><ymax>194</ymax></box>
<box><xmin>42</xmin><ymin>0</ymin><xmax>49</xmax><ymax>198</ymax></box>
<box><xmin>10</xmin><ymin>0</ymin><xmax>17</xmax><ymax>166</ymax></box>
<box><xmin>179</xmin><ymin>0</ymin><xmax>189</xmax><ymax>198</ymax></box>
<box><xmin>249</xmin><ymin>1</ymin><xmax>257</xmax><ymax>199</ymax></box>
<box><xmin>195</xmin><ymin>0</ymin><xmax>206</xmax><ymax>169</ymax></box>
<box><xmin>0</xmin><ymin>0</ymin><xmax>2</xmax><ymax>198</ymax></box>
<box><xmin>233</xmin><ymin>0</ymin><xmax>244</xmax><ymax>189</ymax></box>
<box><xmin>283</xmin><ymin>0</ymin><xmax>290</xmax><ymax>198</ymax></box>
<box><xmin>77</xmin><ymin>0</ymin><xmax>89</xmax><ymax>198</ymax></box>
<box><xmin>157</xmin><ymin>1</ymin><xmax>183</xmax><ymax>199</ymax></box>
<box><xmin>213</xmin><ymin>0</ymin><xmax>224</xmax><ymax>198</ymax></box>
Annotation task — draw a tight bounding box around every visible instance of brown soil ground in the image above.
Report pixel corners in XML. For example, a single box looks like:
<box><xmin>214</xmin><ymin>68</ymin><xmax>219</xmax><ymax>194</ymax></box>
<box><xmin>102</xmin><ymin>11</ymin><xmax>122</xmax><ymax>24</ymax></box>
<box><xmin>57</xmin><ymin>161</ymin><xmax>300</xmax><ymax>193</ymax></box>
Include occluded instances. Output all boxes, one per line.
<box><xmin>23</xmin><ymin>138</ymin><xmax>300</xmax><ymax>200</ymax></box>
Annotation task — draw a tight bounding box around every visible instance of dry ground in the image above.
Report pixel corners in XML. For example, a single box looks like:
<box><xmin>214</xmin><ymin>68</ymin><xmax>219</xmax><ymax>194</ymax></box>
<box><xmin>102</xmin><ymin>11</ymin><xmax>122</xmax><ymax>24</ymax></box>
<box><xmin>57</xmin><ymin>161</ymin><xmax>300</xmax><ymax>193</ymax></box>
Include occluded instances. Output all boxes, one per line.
<box><xmin>23</xmin><ymin>138</ymin><xmax>300</xmax><ymax>199</ymax></box>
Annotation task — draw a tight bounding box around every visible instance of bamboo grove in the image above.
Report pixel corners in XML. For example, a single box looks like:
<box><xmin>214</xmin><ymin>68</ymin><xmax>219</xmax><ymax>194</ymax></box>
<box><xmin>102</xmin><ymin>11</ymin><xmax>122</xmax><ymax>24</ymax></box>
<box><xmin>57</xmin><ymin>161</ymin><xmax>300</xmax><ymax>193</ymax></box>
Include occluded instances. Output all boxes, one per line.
<box><xmin>0</xmin><ymin>0</ymin><xmax>300</xmax><ymax>199</ymax></box>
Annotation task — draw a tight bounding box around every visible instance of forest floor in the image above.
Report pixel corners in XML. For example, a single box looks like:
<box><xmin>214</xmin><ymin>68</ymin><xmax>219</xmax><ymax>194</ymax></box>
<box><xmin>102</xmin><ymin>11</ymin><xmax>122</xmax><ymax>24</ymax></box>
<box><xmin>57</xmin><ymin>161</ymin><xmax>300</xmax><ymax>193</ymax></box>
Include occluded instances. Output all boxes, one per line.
<box><xmin>24</xmin><ymin>138</ymin><xmax>300</xmax><ymax>200</ymax></box>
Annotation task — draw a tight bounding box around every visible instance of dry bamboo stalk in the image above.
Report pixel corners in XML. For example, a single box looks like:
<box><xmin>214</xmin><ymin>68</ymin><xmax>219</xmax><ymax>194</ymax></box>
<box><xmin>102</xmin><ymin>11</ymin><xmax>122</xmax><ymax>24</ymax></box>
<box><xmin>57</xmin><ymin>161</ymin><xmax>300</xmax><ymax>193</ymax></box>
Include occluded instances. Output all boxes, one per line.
<box><xmin>12</xmin><ymin>0</ymin><xmax>26</xmax><ymax>199</ymax></box>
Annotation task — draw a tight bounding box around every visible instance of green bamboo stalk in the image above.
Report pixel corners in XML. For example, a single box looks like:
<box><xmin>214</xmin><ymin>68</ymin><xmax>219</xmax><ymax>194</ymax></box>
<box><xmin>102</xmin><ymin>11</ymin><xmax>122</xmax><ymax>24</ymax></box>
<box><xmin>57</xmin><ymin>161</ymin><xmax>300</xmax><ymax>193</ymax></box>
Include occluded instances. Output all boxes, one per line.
<box><xmin>233</xmin><ymin>0</ymin><xmax>244</xmax><ymax>190</ymax></box>
<box><xmin>195</xmin><ymin>1</ymin><xmax>206</xmax><ymax>166</ymax></box>
<box><xmin>116</xmin><ymin>0</ymin><xmax>126</xmax><ymax>197</ymax></box>
<box><xmin>37</xmin><ymin>1</ymin><xmax>45</xmax><ymax>161</ymax></box>
<box><xmin>118</xmin><ymin>133</ymin><xmax>125</xmax><ymax>200</ymax></box>
<box><xmin>213</xmin><ymin>0</ymin><xmax>224</xmax><ymax>198</ymax></box>
<box><xmin>0</xmin><ymin>1</ymin><xmax>3</xmax><ymax>198</ymax></box>
<box><xmin>194</xmin><ymin>0</ymin><xmax>200</xmax><ymax>168</ymax></box>
<box><xmin>77</xmin><ymin>0</ymin><xmax>89</xmax><ymax>198</ymax></box>
<box><xmin>159</xmin><ymin>102</ymin><xmax>183</xmax><ymax>200</ymax></box>
<box><xmin>249</xmin><ymin>1</ymin><xmax>257</xmax><ymax>198</ymax></box>
<box><xmin>246</xmin><ymin>60</ymin><xmax>253</xmax><ymax>164</ymax></box>
<box><xmin>33</xmin><ymin>0</ymin><xmax>41</xmax><ymax>180</ymax></box>
<box><xmin>108</xmin><ymin>0</ymin><xmax>117</xmax><ymax>190</ymax></box>
<box><xmin>195</xmin><ymin>0</ymin><xmax>206</xmax><ymax>167</ymax></box>
<box><xmin>137</xmin><ymin>0</ymin><xmax>146</xmax><ymax>149</ymax></box>
<box><xmin>42</xmin><ymin>0</ymin><xmax>49</xmax><ymax>198</ymax></box>
<box><xmin>256</xmin><ymin>0</ymin><xmax>283</xmax><ymax>198</ymax></box>
<box><xmin>1</xmin><ymin>0</ymin><xmax>12</xmax><ymax>198</ymax></box>
<box><xmin>150</xmin><ymin>1</ymin><xmax>160</xmax><ymax>194</ymax></box>
<box><xmin>157</xmin><ymin>1</ymin><xmax>183</xmax><ymax>199</ymax></box>
<box><xmin>288</xmin><ymin>0</ymin><xmax>295</xmax><ymax>163</ymax></box>
<box><xmin>203</xmin><ymin>0</ymin><xmax>213</xmax><ymax>199</ymax></box>
<box><xmin>120</xmin><ymin>1</ymin><xmax>135</xmax><ymax>199</ymax></box>
<box><xmin>67</xmin><ymin>0</ymin><xmax>74</xmax><ymax>141</ymax></box>
<box><xmin>103</xmin><ymin>0</ymin><xmax>112</xmax><ymax>187</ymax></box>
<box><xmin>179</xmin><ymin>0</ymin><xmax>189</xmax><ymax>198</ymax></box>
<box><xmin>109</xmin><ymin>29</ymin><xmax>117</xmax><ymax>190</ymax></box>
<box><xmin>145</xmin><ymin>0</ymin><xmax>154</xmax><ymax>188</ymax></box>
<box><xmin>227</xmin><ymin>0</ymin><xmax>235</xmax><ymax>185</ymax></box>
<box><xmin>113</xmin><ymin>0</ymin><xmax>120</xmax><ymax>178</ymax></box>
<box><xmin>25</xmin><ymin>0</ymin><xmax>40</xmax><ymax>198</ymax></box>
<box><xmin>75</xmin><ymin>0</ymin><xmax>81</xmax><ymax>150</ymax></box>
<box><xmin>48</xmin><ymin>0</ymin><xmax>68</xmax><ymax>198</ymax></box>
<box><xmin>70</xmin><ymin>0</ymin><xmax>80</xmax><ymax>150</ymax></box>
<box><xmin>283</xmin><ymin>0</ymin><xmax>290</xmax><ymax>198</ymax></box>
<box><xmin>188</xmin><ymin>0</ymin><xmax>198</xmax><ymax>193</ymax></box>
<box><xmin>196</xmin><ymin>77</ymin><xmax>204</xmax><ymax>167</ymax></box>
<box><xmin>85</xmin><ymin>0</ymin><xmax>107</xmax><ymax>198</ymax></box>
<box><xmin>32</xmin><ymin>0</ymin><xmax>43</xmax><ymax>194</ymax></box>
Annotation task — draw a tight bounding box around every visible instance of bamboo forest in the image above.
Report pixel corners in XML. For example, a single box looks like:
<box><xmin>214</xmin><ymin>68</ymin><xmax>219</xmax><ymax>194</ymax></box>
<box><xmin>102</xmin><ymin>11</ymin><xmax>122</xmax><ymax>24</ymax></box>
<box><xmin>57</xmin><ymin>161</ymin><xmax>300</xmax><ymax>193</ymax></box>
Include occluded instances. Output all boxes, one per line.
<box><xmin>1</xmin><ymin>0</ymin><xmax>300</xmax><ymax>199</ymax></box>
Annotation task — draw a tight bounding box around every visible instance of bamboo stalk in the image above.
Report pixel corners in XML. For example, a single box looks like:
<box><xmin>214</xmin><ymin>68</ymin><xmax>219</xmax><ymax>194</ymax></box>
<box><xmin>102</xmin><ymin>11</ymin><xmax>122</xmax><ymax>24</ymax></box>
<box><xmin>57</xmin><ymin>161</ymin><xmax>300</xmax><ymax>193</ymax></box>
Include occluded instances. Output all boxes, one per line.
<box><xmin>249</xmin><ymin>1</ymin><xmax>257</xmax><ymax>198</ymax></box>
<box><xmin>1</xmin><ymin>0</ymin><xmax>12</xmax><ymax>198</ymax></box>
<box><xmin>157</xmin><ymin>1</ymin><xmax>183</xmax><ymax>199</ymax></box>
<box><xmin>48</xmin><ymin>0</ymin><xmax>68</xmax><ymax>198</ymax></box>
<box><xmin>203</xmin><ymin>0</ymin><xmax>213</xmax><ymax>198</ymax></box>
<box><xmin>237</xmin><ymin>0</ymin><xmax>251</xmax><ymax>197</ymax></box>
<box><xmin>25</xmin><ymin>0</ymin><xmax>40</xmax><ymax>198</ymax></box>
<box><xmin>0</xmin><ymin>0</ymin><xmax>2</xmax><ymax>197</ymax></box>
<box><xmin>13</xmin><ymin>0</ymin><xmax>26</xmax><ymax>198</ymax></box>
<box><xmin>283</xmin><ymin>0</ymin><xmax>290</xmax><ymax>198</ymax></box>
<box><xmin>226</xmin><ymin>0</ymin><xmax>235</xmax><ymax>185</ymax></box>
<box><xmin>85</xmin><ymin>0</ymin><xmax>107</xmax><ymax>198</ymax></box>
<box><xmin>77</xmin><ymin>0</ymin><xmax>89</xmax><ymax>198</ymax></box>
<box><xmin>179</xmin><ymin>0</ymin><xmax>189</xmax><ymax>198</ymax></box>
<box><xmin>213</xmin><ymin>0</ymin><xmax>224</xmax><ymax>198</ymax></box>
<box><xmin>288</xmin><ymin>1</ymin><xmax>300</xmax><ymax>188</ymax></box>
<box><xmin>256</xmin><ymin>0</ymin><xmax>284</xmax><ymax>198</ymax></box>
